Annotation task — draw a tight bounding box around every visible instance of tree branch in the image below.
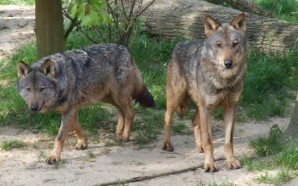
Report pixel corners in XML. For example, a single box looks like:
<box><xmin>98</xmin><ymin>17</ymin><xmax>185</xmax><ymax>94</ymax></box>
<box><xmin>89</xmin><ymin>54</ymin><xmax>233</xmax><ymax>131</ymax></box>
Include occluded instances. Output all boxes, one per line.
<box><xmin>206</xmin><ymin>0</ymin><xmax>272</xmax><ymax>17</ymax></box>
<box><xmin>98</xmin><ymin>157</ymin><xmax>226</xmax><ymax>186</ymax></box>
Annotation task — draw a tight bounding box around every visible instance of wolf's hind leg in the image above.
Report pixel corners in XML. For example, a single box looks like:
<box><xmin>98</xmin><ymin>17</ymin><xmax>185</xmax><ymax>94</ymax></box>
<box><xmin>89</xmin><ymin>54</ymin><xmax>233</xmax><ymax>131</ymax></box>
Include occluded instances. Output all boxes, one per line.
<box><xmin>162</xmin><ymin>72</ymin><xmax>188</xmax><ymax>152</ymax></box>
<box><xmin>118</xmin><ymin>98</ymin><xmax>134</xmax><ymax>142</ymax></box>
<box><xmin>115</xmin><ymin>109</ymin><xmax>125</xmax><ymax>141</ymax></box>
<box><xmin>162</xmin><ymin>88</ymin><xmax>185</xmax><ymax>152</ymax></box>
<box><xmin>163</xmin><ymin>107</ymin><xmax>175</xmax><ymax>152</ymax></box>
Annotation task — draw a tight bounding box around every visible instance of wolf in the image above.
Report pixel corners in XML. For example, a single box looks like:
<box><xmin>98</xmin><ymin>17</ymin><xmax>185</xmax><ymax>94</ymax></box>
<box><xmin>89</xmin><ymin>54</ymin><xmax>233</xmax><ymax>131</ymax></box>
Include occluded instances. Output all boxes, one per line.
<box><xmin>162</xmin><ymin>13</ymin><xmax>249</xmax><ymax>172</ymax></box>
<box><xmin>17</xmin><ymin>43</ymin><xmax>154</xmax><ymax>164</ymax></box>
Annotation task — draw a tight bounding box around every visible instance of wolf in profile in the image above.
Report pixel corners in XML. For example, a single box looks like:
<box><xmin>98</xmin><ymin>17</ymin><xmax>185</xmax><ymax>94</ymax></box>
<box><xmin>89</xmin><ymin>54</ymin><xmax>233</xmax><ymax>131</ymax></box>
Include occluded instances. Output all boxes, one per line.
<box><xmin>17</xmin><ymin>43</ymin><xmax>154</xmax><ymax>164</ymax></box>
<box><xmin>162</xmin><ymin>13</ymin><xmax>249</xmax><ymax>172</ymax></box>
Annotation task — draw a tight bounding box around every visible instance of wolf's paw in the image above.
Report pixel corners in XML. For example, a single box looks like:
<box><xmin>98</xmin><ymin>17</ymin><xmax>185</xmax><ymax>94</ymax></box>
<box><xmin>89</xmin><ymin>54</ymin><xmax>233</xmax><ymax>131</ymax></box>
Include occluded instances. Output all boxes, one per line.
<box><xmin>227</xmin><ymin>159</ymin><xmax>241</xmax><ymax>169</ymax></box>
<box><xmin>116</xmin><ymin>135</ymin><xmax>129</xmax><ymax>143</ymax></box>
<box><xmin>45</xmin><ymin>155</ymin><xmax>59</xmax><ymax>165</ymax></box>
<box><xmin>204</xmin><ymin>162</ymin><xmax>218</xmax><ymax>173</ymax></box>
<box><xmin>162</xmin><ymin>142</ymin><xmax>174</xmax><ymax>152</ymax></box>
<box><xmin>75</xmin><ymin>139</ymin><xmax>88</xmax><ymax>150</ymax></box>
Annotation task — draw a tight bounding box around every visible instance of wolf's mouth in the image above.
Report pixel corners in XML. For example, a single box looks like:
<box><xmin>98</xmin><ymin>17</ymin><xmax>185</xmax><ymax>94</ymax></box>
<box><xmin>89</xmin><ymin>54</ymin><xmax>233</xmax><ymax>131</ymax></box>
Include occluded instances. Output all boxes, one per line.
<box><xmin>225</xmin><ymin>65</ymin><xmax>234</xmax><ymax>69</ymax></box>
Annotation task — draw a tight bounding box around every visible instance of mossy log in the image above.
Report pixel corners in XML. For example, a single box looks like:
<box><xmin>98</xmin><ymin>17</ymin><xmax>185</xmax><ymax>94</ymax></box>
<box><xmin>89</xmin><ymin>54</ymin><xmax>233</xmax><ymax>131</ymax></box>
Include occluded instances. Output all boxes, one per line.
<box><xmin>142</xmin><ymin>0</ymin><xmax>298</xmax><ymax>54</ymax></box>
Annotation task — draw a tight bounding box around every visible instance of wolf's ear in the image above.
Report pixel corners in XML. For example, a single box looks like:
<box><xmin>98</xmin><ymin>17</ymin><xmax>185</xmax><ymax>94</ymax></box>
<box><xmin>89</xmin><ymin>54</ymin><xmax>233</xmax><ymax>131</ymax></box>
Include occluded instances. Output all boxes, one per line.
<box><xmin>204</xmin><ymin>15</ymin><xmax>221</xmax><ymax>37</ymax></box>
<box><xmin>40</xmin><ymin>59</ymin><xmax>56</xmax><ymax>77</ymax></box>
<box><xmin>17</xmin><ymin>60</ymin><xmax>31</xmax><ymax>79</ymax></box>
<box><xmin>230</xmin><ymin>13</ymin><xmax>246</xmax><ymax>32</ymax></box>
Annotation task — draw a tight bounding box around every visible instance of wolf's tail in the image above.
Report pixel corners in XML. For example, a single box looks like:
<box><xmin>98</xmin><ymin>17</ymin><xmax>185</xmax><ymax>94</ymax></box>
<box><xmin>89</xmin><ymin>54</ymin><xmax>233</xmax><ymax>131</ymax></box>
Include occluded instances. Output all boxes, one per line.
<box><xmin>133</xmin><ymin>67</ymin><xmax>155</xmax><ymax>108</ymax></box>
<box><xmin>134</xmin><ymin>85</ymin><xmax>155</xmax><ymax>108</ymax></box>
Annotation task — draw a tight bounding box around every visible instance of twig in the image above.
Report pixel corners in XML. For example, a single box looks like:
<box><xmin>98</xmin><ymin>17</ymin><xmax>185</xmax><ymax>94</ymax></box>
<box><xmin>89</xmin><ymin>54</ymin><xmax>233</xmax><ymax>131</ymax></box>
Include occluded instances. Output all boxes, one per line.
<box><xmin>97</xmin><ymin>157</ymin><xmax>226</xmax><ymax>186</ymax></box>
<box><xmin>77</xmin><ymin>26</ymin><xmax>98</xmax><ymax>44</ymax></box>
<box><xmin>94</xmin><ymin>26</ymin><xmax>106</xmax><ymax>43</ymax></box>
<box><xmin>62</xmin><ymin>8</ymin><xmax>80</xmax><ymax>40</ymax></box>
<box><xmin>128</xmin><ymin>0</ymin><xmax>136</xmax><ymax>19</ymax></box>
<box><xmin>107</xmin><ymin>1</ymin><xmax>122</xmax><ymax>39</ymax></box>
<box><xmin>120</xmin><ymin>0</ymin><xmax>128</xmax><ymax>23</ymax></box>
<box><xmin>267</xmin><ymin>0</ymin><xmax>280</xmax><ymax>17</ymax></box>
<box><xmin>136</xmin><ymin>0</ymin><xmax>155</xmax><ymax>17</ymax></box>
<box><xmin>64</xmin><ymin>17</ymin><xmax>79</xmax><ymax>40</ymax></box>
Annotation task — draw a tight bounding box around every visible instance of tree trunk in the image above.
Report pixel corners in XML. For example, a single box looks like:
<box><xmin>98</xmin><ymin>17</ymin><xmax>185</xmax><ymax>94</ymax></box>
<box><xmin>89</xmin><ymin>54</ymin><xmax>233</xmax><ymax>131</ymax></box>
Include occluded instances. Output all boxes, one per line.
<box><xmin>206</xmin><ymin>0</ymin><xmax>271</xmax><ymax>17</ymax></box>
<box><xmin>35</xmin><ymin>0</ymin><xmax>65</xmax><ymax>59</ymax></box>
<box><xmin>284</xmin><ymin>91</ymin><xmax>298</xmax><ymax>138</ymax></box>
<box><xmin>142</xmin><ymin>0</ymin><xmax>298</xmax><ymax>54</ymax></box>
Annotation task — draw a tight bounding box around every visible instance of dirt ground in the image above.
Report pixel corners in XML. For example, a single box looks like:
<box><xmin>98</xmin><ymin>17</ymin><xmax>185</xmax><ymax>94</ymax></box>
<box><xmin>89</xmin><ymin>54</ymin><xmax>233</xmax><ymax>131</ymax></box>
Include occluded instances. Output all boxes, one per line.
<box><xmin>0</xmin><ymin>5</ymin><xmax>297</xmax><ymax>186</ymax></box>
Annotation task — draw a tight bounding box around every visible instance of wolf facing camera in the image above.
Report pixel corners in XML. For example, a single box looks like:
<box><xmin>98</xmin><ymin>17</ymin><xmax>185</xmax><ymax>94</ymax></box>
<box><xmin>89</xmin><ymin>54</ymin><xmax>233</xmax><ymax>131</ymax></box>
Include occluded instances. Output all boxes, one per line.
<box><xmin>162</xmin><ymin>13</ymin><xmax>249</xmax><ymax>172</ymax></box>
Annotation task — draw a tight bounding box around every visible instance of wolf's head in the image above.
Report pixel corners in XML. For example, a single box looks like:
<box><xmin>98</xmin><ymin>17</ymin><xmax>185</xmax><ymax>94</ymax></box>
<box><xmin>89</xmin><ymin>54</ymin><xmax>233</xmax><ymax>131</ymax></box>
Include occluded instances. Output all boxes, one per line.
<box><xmin>17</xmin><ymin>59</ymin><xmax>61</xmax><ymax>112</ymax></box>
<box><xmin>202</xmin><ymin>13</ymin><xmax>249</xmax><ymax>79</ymax></box>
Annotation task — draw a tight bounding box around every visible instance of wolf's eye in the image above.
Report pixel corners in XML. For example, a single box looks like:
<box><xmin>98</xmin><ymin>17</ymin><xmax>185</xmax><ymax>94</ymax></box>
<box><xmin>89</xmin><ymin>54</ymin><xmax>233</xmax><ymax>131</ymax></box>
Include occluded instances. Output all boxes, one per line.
<box><xmin>216</xmin><ymin>42</ymin><xmax>222</xmax><ymax>48</ymax></box>
<box><xmin>232</xmin><ymin>40</ymin><xmax>239</xmax><ymax>47</ymax></box>
<box><xmin>25</xmin><ymin>86</ymin><xmax>31</xmax><ymax>92</ymax></box>
<box><xmin>40</xmin><ymin>86</ymin><xmax>45</xmax><ymax>92</ymax></box>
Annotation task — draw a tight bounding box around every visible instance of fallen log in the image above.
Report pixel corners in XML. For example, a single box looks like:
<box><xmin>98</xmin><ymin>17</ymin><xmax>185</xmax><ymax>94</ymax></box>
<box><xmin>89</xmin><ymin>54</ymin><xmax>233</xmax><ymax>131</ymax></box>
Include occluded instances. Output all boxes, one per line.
<box><xmin>141</xmin><ymin>0</ymin><xmax>298</xmax><ymax>54</ymax></box>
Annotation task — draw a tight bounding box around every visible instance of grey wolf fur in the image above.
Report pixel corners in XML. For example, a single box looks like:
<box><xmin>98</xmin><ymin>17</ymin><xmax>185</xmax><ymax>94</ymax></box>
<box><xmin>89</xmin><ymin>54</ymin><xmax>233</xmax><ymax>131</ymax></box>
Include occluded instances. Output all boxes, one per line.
<box><xmin>17</xmin><ymin>43</ymin><xmax>154</xmax><ymax>164</ymax></box>
<box><xmin>162</xmin><ymin>13</ymin><xmax>249</xmax><ymax>172</ymax></box>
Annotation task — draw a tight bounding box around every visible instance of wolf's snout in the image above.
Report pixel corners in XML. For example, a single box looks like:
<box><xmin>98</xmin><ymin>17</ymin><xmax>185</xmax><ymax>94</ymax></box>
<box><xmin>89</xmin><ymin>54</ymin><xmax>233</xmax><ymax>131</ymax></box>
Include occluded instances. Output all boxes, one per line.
<box><xmin>30</xmin><ymin>103</ymin><xmax>39</xmax><ymax>112</ymax></box>
<box><xmin>224</xmin><ymin>59</ymin><xmax>233</xmax><ymax>69</ymax></box>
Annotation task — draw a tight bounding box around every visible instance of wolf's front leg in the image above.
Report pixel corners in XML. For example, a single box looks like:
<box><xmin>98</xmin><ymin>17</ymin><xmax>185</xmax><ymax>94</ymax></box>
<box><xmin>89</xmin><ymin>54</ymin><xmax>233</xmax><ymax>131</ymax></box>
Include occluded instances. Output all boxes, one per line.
<box><xmin>223</xmin><ymin>103</ymin><xmax>241</xmax><ymax>169</ymax></box>
<box><xmin>199</xmin><ymin>104</ymin><xmax>217</xmax><ymax>172</ymax></box>
<box><xmin>72</xmin><ymin>112</ymin><xmax>87</xmax><ymax>150</ymax></box>
<box><xmin>45</xmin><ymin>110</ymin><xmax>75</xmax><ymax>164</ymax></box>
<box><xmin>192</xmin><ymin>109</ymin><xmax>203</xmax><ymax>153</ymax></box>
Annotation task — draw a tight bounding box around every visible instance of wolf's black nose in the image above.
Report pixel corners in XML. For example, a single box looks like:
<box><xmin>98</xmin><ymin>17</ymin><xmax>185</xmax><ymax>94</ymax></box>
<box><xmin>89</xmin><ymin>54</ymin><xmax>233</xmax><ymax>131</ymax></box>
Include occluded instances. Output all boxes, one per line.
<box><xmin>224</xmin><ymin>59</ymin><xmax>233</xmax><ymax>68</ymax></box>
<box><xmin>30</xmin><ymin>104</ymin><xmax>39</xmax><ymax>112</ymax></box>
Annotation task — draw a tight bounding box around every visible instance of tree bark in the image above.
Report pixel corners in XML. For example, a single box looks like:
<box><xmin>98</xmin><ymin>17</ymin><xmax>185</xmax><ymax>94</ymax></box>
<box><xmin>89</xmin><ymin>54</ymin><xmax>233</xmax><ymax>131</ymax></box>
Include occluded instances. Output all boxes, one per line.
<box><xmin>35</xmin><ymin>0</ymin><xmax>65</xmax><ymax>59</ymax></box>
<box><xmin>206</xmin><ymin>0</ymin><xmax>271</xmax><ymax>17</ymax></box>
<box><xmin>284</xmin><ymin>91</ymin><xmax>298</xmax><ymax>138</ymax></box>
<box><xmin>141</xmin><ymin>0</ymin><xmax>298</xmax><ymax>54</ymax></box>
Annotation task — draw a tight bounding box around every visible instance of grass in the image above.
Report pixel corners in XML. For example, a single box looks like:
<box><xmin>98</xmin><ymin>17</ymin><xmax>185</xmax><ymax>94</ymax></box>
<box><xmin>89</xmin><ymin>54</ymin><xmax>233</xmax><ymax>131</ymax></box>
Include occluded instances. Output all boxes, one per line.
<box><xmin>0</xmin><ymin>139</ymin><xmax>26</xmax><ymax>150</ymax></box>
<box><xmin>253</xmin><ymin>0</ymin><xmax>298</xmax><ymax>22</ymax></box>
<box><xmin>256</xmin><ymin>169</ymin><xmax>294</xmax><ymax>186</ymax></box>
<box><xmin>241</xmin><ymin>51</ymin><xmax>297</xmax><ymax>120</ymax></box>
<box><xmin>240</xmin><ymin>125</ymin><xmax>298</xmax><ymax>185</ymax></box>
<box><xmin>249</xmin><ymin>124</ymin><xmax>283</xmax><ymax>157</ymax></box>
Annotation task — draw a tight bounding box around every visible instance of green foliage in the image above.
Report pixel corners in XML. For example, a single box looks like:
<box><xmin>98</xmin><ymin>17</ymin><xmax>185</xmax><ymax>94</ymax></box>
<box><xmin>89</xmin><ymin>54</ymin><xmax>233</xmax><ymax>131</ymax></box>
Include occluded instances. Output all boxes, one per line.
<box><xmin>172</xmin><ymin>122</ymin><xmax>188</xmax><ymax>134</ymax></box>
<box><xmin>69</xmin><ymin>0</ymin><xmax>110</xmax><ymax>27</ymax></box>
<box><xmin>253</xmin><ymin>0</ymin><xmax>298</xmax><ymax>22</ymax></box>
<box><xmin>130</xmin><ymin>34</ymin><xmax>179</xmax><ymax>109</ymax></box>
<box><xmin>0</xmin><ymin>0</ymin><xmax>34</xmax><ymax>5</ymax></box>
<box><xmin>249</xmin><ymin>124</ymin><xmax>283</xmax><ymax>157</ymax></box>
<box><xmin>275</xmin><ymin>147</ymin><xmax>298</xmax><ymax>170</ymax></box>
<box><xmin>0</xmin><ymin>139</ymin><xmax>26</xmax><ymax>150</ymax></box>
<box><xmin>241</xmin><ymin>51</ymin><xmax>297</xmax><ymax>120</ymax></box>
